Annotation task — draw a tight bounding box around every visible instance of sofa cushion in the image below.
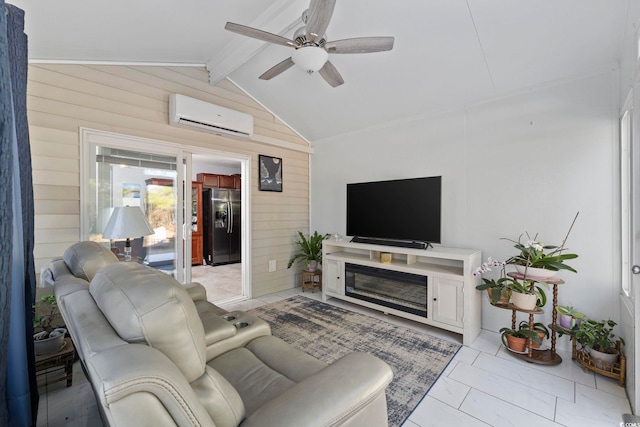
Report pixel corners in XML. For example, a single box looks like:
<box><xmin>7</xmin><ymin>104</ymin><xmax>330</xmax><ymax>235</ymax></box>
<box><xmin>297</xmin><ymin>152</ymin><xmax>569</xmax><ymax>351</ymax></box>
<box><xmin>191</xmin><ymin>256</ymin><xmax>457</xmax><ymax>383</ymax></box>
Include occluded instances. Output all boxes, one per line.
<box><xmin>90</xmin><ymin>262</ymin><xmax>207</xmax><ymax>382</ymax></box>
<box><xmin>208</xmin><ymin>345</ymin><xmax>296</xmax><ymax>416</ymax></box>
<box><xmin>63</xmin><ymin>241</ymin><xmax>118</xmax><ymax>281</ymax></box>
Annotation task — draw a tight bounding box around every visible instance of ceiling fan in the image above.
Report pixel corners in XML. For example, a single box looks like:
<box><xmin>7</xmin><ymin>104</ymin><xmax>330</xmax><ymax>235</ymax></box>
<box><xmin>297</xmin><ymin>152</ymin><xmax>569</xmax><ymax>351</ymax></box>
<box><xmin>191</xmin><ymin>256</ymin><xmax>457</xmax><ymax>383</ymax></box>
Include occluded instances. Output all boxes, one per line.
<box><xmin>225</xmin><ymin>0</ymin><xmax>394</xmax><ymax>87</ymax></box>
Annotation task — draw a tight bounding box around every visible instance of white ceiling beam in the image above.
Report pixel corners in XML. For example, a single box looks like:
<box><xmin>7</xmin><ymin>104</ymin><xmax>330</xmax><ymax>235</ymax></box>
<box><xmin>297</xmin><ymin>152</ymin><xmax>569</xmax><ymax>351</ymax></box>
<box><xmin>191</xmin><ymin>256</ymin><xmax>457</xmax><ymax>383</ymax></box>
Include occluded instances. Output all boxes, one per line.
<box><xmin>207</xmin><ymin>0</ymin><xmax>305</xmax><ymax>85</ymax></box>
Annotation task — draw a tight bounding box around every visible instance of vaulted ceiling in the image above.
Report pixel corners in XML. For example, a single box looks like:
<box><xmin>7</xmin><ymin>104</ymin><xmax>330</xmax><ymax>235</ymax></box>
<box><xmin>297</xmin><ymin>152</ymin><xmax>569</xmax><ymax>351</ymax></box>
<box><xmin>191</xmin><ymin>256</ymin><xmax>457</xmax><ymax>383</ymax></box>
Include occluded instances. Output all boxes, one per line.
<box><xmin>11</xmin><ymin>0</ymin><xmax>632</xmax><ymax>142</ymax></box>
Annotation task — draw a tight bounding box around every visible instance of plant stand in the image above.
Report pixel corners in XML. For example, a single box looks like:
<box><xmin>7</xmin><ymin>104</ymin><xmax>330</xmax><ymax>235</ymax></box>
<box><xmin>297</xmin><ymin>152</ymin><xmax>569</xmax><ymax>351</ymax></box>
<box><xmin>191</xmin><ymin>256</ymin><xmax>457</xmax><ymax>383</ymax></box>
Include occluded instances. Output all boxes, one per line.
<box><xmin>35</xmin><ymin>337</ymin><xmax>75</xmax><ymax>387</ymax></box>
<box><xmin>492</xmin><ymin>273</ymin><xmax>564</xmax><ymax>365</ymax></box>
<box><xmin>571</xmin><ymin>337</ymin><xmax>626</xmax><ymax>387</ymax></box>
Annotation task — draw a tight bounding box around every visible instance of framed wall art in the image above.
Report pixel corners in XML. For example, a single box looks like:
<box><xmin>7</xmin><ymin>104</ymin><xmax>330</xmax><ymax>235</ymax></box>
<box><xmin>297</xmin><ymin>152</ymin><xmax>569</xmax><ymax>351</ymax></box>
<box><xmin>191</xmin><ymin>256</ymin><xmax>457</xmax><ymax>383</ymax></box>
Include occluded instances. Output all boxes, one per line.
<box><xmin>259</xmin><ymin>155</ymin><xmax>283</xmax><ymax>192</ymax></box>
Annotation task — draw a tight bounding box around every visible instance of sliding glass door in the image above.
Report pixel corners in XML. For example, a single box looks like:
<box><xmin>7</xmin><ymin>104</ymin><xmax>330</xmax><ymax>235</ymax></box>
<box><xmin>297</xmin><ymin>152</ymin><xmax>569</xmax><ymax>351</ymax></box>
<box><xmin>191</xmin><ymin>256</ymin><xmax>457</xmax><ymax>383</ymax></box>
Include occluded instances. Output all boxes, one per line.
<box><xmin>82</xmin><ymin>130</ymin><xmax>188</xmax><ymax>282</ymax></box>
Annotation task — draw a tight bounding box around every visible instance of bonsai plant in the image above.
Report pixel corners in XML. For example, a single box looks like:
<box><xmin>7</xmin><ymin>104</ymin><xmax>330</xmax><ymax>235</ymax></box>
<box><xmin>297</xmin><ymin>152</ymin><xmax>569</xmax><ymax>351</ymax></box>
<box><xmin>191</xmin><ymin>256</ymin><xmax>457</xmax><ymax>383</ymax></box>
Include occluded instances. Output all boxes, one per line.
<box><xmin>33</xmin><ymin>294</ymin><xmax>67</xmax><ymax>355</ymax></box>
<box><xmin>500</xmin><ymin>326</ymin><xmax>543</xmax><ymax>352</ymax></box>
<box><xmin>556</xmin><ymin>305</ymin><xmax>585</xmax><ymax>330</ymax></box>
<box><xmin>575</xmin><ymin>318</ymin><xmax>625</xmax><ymax>367</ymax></box>
<box><xmin>33</xmin><ymin>295</ymin><xmax>59</xmax><ymax>335</ymax></box>
<box><xmin>518</xmin><ymin>321</ymin><xmax>549</xmax><ymax>349</ymax></box>
<box><xmin>287</xmin><ymin>231</ymin><xmax>330</xmax><ymax>272</ymax></box>
<box><xmin>503</xmin><ymin>212</ymin><xmax>580</xmax><ymax>278</ymax></box>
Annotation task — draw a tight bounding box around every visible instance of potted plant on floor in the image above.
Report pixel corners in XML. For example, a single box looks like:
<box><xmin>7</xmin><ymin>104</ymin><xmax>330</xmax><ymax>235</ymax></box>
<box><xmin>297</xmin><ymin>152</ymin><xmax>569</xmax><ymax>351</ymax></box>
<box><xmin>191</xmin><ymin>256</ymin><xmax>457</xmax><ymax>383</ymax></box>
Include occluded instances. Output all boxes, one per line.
<box><xmin>500</xmin><ymin>326</ymin><xmax>543</xmax><ymax>352</ymax></box>
<box><xmin>33</xmin><ymin>295</ymin><xmax>67</xmax><ymax>356</ymax></box>
<box><xmin>287</xmin><ymin>231</ymin><xmax>330</xmax><ymax>272</ymax></box>
<box><xmin>504</xmin><ymin>212</ymin><xmax>580</xmax><ymax>279</ymax></box>
<box><xmin>556</xmin><ymin>305</ymin><xmax>585</xmax><ymax>330</ymax></box>
<box><xmin>575</xmin><ymin>318</ymin><xmax>625</xmax><ymax>368</ymax></box>
<box><xmin>518</xmin><ymin>320</ymin><xmax>550</xmax><ymax>349</ymax></box>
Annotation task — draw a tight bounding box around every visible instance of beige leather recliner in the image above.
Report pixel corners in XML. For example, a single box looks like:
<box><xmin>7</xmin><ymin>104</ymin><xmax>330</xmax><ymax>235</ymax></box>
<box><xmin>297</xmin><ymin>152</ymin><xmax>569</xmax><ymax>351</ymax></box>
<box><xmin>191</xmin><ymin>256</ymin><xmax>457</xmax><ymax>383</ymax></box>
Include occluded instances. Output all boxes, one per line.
<box><xmin>50</xmin><ymin>241</ymin><xmax>270</xmax><ymax>361</ymax></box>
<box><xmin>51</xmin><ymin>243</ymin><xmax>394</xmax><ymax>426</ymax></box>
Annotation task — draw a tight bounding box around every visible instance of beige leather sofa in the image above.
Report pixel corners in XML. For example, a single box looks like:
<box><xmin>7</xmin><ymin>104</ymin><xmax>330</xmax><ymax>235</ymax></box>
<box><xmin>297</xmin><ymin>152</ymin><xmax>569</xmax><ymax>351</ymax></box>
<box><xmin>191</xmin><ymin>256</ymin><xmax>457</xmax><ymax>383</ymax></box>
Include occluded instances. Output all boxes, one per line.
<box><xmin>49</xmin><ymin>242</ymin><xmax>393</xmax><ymax>426</ymax></box>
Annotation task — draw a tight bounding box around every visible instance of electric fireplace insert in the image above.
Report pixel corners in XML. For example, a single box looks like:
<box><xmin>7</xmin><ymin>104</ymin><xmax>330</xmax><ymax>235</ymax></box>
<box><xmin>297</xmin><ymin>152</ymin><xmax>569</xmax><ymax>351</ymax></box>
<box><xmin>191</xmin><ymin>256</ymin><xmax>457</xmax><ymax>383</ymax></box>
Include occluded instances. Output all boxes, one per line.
<box><xmin>344</xmin><ymin>263</ymin><xmax>427</xmax><ymax>317</ymax></box>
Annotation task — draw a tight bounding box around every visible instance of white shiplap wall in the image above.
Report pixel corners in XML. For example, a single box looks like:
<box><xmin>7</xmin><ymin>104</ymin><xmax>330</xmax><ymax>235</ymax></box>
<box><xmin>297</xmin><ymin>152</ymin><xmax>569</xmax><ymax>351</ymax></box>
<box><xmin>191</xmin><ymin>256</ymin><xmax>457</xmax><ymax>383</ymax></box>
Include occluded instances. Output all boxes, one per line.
<box><xmin>28</xmin><ymin>64</ymin><xmax>310</xmax><ymax>296</ymax></box>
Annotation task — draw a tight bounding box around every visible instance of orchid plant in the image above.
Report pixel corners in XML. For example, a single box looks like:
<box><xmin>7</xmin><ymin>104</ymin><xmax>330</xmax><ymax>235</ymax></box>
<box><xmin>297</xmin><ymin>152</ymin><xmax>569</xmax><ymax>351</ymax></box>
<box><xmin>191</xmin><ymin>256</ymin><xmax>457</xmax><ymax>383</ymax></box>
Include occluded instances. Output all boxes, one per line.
<box><xmin>503</xmin><ymin>212</ymin><xmax>580</xmax><ymax>273</ymax></box>
<box><xmin>474</xmin><ymin>258</ymin><xmax>515</xmax><ymax>304</ymax></box>
<box><xmin>474</xmin><ymin>257</ymin><xmax>547</xmax><ymax>307</ymax></box>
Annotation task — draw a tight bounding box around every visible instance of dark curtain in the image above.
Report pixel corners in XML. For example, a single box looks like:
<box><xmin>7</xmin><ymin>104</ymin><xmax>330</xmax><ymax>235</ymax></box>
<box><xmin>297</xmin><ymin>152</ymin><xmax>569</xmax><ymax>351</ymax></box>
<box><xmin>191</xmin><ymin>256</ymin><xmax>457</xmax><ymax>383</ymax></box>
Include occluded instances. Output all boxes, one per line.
<box><xmin>0</xmin><ymin>2</ymin><xmax>37</xmax><ymax>427</ymax></box>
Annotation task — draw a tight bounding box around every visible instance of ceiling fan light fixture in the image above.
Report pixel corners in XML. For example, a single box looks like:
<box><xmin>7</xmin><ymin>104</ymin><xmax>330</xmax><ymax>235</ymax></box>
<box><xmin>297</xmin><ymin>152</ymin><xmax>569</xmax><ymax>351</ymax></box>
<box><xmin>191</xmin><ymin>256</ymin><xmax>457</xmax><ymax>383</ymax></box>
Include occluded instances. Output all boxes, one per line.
<box><xmin>292</xmin><ymin>46</ymin><xmax>328</xmax><ymax>73</ymax></box>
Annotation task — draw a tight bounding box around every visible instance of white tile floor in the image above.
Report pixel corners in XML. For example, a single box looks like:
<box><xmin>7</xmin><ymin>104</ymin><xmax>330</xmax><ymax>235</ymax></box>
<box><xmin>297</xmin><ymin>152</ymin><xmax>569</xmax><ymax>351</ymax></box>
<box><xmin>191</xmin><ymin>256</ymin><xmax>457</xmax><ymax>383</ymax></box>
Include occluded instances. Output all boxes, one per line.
<box><xmin>191</xmin><ymin>263</ymin><xmax>243</xmax><ymax>303</ymax></box>
<box><xmin>37</xmin><ymin>286</ymin><xmax>633</xmax><ymax>426</ymax></box>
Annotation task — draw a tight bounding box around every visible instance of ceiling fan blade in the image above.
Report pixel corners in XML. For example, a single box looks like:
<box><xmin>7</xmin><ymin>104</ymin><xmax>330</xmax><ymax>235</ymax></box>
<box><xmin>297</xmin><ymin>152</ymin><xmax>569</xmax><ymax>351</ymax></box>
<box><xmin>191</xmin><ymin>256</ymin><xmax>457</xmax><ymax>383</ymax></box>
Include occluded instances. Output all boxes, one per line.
<box><xmin>318</xmin><ymin>60</ymin><xmax>344</xmax><ymax>87</ymax></box>
<box><xmin>306</xmin><ymin>0</ymin><xmax>336</xmax><ymax>42</ymax></box>
<box><xmin>225</xmin><ymin>22</ymin><xmax>298</xmax><ymax>48</ymax></box>
<box><xmin>325</xmin><ymin>37</ymin><xmax>395</xmax><ymax>54</ymax></box>
<box><xmin>259</xmin><ymin>57</ymin><xmax>295</xmax><ymax>80</ymax></box>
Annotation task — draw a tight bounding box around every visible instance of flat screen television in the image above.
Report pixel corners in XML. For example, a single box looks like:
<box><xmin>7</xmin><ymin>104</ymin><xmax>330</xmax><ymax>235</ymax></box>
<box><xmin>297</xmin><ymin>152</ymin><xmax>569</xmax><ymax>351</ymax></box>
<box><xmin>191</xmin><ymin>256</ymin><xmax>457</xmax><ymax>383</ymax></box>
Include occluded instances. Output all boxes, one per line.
<box><xmin>346</xmin><ymin>176</ymin><xmax>441</xmax><ymax>245</ymax></box>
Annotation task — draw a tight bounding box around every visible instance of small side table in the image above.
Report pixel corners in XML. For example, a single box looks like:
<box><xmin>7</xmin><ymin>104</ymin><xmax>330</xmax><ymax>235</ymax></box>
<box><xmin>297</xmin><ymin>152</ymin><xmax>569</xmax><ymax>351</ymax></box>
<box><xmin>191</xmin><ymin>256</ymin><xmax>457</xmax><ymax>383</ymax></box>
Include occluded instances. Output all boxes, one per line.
<box><xmin>35</xmin><ymin>337</ymin><xmax>75</xmax><ymax>387</ymax></box>
<box><xmin>302</xmin><ymin>269</ymin><xmax>322</xmax><ymax>293</ymax></box>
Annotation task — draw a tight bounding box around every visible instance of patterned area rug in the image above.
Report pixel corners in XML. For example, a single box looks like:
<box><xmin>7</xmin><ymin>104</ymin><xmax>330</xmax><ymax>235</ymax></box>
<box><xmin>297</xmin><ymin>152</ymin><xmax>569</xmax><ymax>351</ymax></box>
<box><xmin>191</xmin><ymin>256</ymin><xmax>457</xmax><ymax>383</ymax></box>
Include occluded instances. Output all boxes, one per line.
<box><xmin>248</xmin><ymin>296</ymin><xmax>461</xmax><ymax>426</ymax></box>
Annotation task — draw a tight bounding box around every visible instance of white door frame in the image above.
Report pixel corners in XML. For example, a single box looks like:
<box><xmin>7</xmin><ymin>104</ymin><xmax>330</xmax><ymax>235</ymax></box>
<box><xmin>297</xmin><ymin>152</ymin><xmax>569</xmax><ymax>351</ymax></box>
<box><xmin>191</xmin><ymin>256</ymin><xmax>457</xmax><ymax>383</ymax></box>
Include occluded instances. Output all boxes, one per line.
<box><xmin>80</xmin><ymin>128</ymin><xmax>251</xmax><ymax>299</ymax></box>
<box><xmin>185</xmin><ymin>145</ymin><xmax>252</xmax><ymax>301</ymax></box>
<box><xmin>621</xmin><ymin>88</ymin><xmax>640</xmax><ymax>414</ymax></box>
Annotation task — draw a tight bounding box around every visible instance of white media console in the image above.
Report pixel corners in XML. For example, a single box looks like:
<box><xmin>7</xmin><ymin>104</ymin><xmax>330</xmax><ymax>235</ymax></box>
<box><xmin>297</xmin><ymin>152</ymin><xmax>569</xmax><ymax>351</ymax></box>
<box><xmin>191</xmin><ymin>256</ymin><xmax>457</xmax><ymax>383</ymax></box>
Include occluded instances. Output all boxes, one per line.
<box><xmin>322</xmin><ymin>240</ymin><xmax>482</xmax><ymax>345</ymax></box>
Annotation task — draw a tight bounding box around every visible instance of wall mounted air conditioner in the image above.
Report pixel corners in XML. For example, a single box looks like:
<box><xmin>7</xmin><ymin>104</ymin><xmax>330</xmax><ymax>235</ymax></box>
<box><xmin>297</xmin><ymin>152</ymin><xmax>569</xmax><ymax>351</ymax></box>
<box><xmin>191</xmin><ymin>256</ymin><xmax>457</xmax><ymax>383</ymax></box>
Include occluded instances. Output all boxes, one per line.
<box><xmin>169</xmin><ymin>93</ymin><xmax>253</xmax><ymax>139</ymax></box>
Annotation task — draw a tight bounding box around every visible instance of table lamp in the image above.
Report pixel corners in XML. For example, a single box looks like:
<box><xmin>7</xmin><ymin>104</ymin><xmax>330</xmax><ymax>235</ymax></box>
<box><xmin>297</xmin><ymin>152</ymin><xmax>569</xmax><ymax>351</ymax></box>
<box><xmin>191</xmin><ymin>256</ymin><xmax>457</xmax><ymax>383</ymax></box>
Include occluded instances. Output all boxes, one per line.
<box><xmin>103</xmin><ymin>206</ymin><xmax>154</xmax><ymax>261</ymax></box>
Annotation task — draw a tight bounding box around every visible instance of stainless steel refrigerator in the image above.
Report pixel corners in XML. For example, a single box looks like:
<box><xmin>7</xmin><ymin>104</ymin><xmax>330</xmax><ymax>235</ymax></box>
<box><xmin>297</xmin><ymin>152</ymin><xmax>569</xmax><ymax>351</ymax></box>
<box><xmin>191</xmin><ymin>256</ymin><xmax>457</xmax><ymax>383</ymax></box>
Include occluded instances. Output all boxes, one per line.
<box><xmin>202</xmin><ymin>188</ymin><xmax>241</xmax><ymax>265</ymax></box>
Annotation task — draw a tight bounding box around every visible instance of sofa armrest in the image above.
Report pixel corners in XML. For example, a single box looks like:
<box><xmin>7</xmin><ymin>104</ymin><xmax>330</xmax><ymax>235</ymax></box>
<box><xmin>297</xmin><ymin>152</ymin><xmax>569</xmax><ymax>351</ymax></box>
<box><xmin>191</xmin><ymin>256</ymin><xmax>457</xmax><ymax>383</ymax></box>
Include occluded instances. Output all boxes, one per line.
<box><xmin>241</xmin><ymin>352</ymin><xmax>393</xmax><ymax>427</ymax></box>
<box><xmin>184</xmin><ymin>282</ymin><xmax>208</xmax><ymax>302</ymax></box>
<box><xmin>206</xmin><ymin>312</ymin><xmax>271</xmax><ymax>361</ymax></box>
<box><xmin>87</xmin><ymin>344</ymin><xmax>216</xmax><ymax>427</ymax></box>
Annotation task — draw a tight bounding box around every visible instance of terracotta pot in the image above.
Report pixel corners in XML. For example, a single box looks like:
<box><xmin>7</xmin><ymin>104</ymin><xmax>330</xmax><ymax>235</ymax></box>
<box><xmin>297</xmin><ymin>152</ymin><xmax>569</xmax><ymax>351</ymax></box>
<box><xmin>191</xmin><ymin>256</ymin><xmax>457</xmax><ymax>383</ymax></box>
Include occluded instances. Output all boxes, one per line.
<box><xmin>531</xmin><ymin>330</ymin><xmax>546</xmax><ymax>349</ymax></box>
<box><xmin>515</xmin><ymin>265</ymin><xmax>558</xmax><ymax>279</ymax></box>
<box><xmin>486</xmin><ymin>288</ymin><xmax>510</xmax><ymax>305</ymax></box>
<box><xmin>510</xmin><ymin>291</ymin><xmax>537</xmax><ymax>310</ymax></box>
<box><xmin>504</xmin><ymin>334</ymin><xmax>528</xmax><ymax>352</ymax></box>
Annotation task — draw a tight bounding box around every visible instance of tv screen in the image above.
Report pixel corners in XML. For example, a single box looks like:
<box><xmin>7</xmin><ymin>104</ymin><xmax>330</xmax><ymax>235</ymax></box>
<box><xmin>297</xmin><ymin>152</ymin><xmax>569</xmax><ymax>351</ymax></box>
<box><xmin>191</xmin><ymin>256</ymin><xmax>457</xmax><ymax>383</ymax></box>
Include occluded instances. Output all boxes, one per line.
<box><xmin>346</xmin><ymin>176</ymin><xmax>441</xmax><ymax>244</ymax></box>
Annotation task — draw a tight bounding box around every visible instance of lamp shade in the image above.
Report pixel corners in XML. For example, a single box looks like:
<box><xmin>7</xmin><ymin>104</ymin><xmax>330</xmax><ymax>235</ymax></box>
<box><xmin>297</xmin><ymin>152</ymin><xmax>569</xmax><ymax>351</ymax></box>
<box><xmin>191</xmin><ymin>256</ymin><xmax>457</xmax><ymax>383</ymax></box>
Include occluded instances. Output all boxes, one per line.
<box><xmin>103</xmin><ymin>206</ymin><xmax>154</xmax><ymax>240</ymax></box>
<box><xmin>291</xmin><ymin>46</ymin><xmax>328</xmax><ymax>73</ymax></box>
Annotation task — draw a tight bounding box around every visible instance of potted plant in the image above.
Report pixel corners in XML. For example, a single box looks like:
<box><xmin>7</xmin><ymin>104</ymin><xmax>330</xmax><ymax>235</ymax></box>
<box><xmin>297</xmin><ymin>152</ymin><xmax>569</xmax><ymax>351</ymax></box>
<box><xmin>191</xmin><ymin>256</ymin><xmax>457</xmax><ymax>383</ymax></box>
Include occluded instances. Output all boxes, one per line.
<box><xmin>475</xmin><ymin>277</ymin><xmax>511</xmax><ymax>305</ymax></box>
<box><xmin>575</xmin><ymin>318</ymin><xmax>625</xmax><ymax>368</ymax></box>
<box><xmin>504</xmin><ymin>212</ymin><xmax>580</xmax><ymax>278</ymax></box>
<box><xmin>556</xmin><ymin>305</ymin><xmax>585</xmax><ymax>330</ymax></box>
<box><xmin>287</xmin><ymin>231</ymin><xmax>330</xmax><ymax>272</ymax></box>
<box><xmin>33</xmin><ymin>295</ymin><xmax>67</xmax><ymax>355</ymax></box>
<box><xmin>518</xmin><ymin>321</ymin><xmax>549</xmax><ymax>349</ymax></box>
<box><xmin>505</xmin><ymin>279</ymin><xmax>548</xmax><ymax>310</ymax></box>
<box><xmin>500</xmin><ymin>326</ymin><xmax>543</xmax><ymax>352</ymax></box>
<box><xmin>473</xmin><ymin>258</ymin><xmax>512</xmax><ymax>305</ymax></box>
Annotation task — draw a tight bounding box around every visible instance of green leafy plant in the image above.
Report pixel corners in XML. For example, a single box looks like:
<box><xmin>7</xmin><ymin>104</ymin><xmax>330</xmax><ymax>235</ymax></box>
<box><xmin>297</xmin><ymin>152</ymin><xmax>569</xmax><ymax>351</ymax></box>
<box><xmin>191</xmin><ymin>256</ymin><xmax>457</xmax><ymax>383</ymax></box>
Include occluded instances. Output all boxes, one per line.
<box><xmin>557</xmin><ymin>305</ymin><xmax>585</xmax><ymax>319</ymax></box>
<box><xmin>504</xmin><ymin>212</ymin><xmax>580</xmax><ymax>273</ymax></box>
<box><xmin>518</xmin><ymin>321</ymin><xmax>550</xmax><ymax>340</ymax></box>
<box><xmin>475</xmin><ymin>277</ymin><xmax>512</xmax><ymax>304</ymax></box>
<box><xmin>473</xmin><ymin>257</ymin><xmax>546</xmax><ymax>306</ymax></box>
<box><xmin>500</xmin><ymin>326</ymin><xmax>543</xmax><ymax>346</ymax></box>
<box><xmin>474</xmin><ymin>258</ymin><xmax>513</xmax><ymax>304</ymax></box>
<box><xmin>33</xmin><ymin>295</ymin><xmax>59</xmax><ymax>334</ymax></box>
<box><xmin>287</xmin><ymin>231</ymin><xmax>330</xmax><ymax>269</ymax></box>
<box><xmin>556</xmin><ymin>305</ymin><xmax>586</xmax><ymax>336</ymax></box>
<box><xmin>505</xmin><ymin>279</ymin><xmax>548</xmax><ymax>307</ymax></box>
<box><xmin>575</xmin><ymin>319</ymin><xmax>625</xmax><ymax>353</ymax></box>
